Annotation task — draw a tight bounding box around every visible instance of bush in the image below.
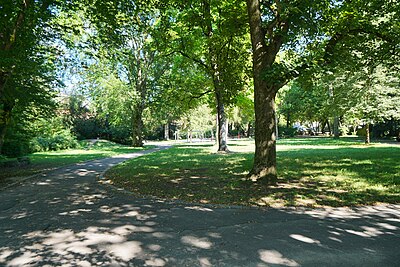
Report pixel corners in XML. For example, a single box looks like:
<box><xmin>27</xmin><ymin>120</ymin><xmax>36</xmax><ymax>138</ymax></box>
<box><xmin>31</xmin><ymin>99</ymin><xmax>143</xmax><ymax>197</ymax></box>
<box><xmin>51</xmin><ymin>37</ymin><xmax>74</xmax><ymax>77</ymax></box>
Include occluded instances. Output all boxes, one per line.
<box><xmin>73</xmin><ymin>117</ymin><xmax>104</xmax><ymax>140</ymax></box>
<box><xmin>107</xmin><ymin>126</ymin><xmax>132</xmax><ymax>145</ymax></box>
<box><xmin>30</xmin><ymin>129</ymin><xmax>78</xmax><ymax>152</ymax></box>
<box><xmin>278</xmin><ymin>126</ymin><xmax>297</xmax><ymax>137</ymax></box>
<box><xmin>1</xmin><ymin>138</ymin><xmax>30</xmax><ymax>158</ymax></box>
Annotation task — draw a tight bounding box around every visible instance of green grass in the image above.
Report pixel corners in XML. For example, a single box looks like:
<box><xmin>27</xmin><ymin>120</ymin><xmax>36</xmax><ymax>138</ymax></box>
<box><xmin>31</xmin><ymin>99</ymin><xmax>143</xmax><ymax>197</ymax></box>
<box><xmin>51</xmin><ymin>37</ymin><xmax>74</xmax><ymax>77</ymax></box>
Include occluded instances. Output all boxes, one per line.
<box><xmin>0</xmin><ymin>140</ymin><xmax>153</xmax><ymax>185</ymax></box>
<box><xmin>105</xmin><ymin>137</ymin><xmax>400</xmax><ymax>207</ymax></box>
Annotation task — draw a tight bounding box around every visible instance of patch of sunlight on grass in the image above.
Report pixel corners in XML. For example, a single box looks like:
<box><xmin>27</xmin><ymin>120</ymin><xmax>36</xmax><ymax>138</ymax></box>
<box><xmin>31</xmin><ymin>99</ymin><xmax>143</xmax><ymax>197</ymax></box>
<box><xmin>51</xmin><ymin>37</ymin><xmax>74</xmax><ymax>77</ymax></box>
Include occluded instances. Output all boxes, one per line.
<box><xmin>1</xmin><ymin>140</ymin><xmax>151</xmax><ymax>182</ymax></box>
<box><xmin>105</xmin><ymin>138</ymin><xmax>400</xmax><ymax>207</ymax></box>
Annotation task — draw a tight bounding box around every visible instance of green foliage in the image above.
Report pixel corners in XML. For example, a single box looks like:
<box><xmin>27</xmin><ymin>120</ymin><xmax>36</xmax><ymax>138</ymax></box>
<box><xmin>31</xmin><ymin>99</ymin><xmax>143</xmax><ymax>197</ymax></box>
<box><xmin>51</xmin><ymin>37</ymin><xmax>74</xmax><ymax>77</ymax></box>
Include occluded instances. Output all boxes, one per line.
<box><xmin>278</xmin><ymin>126</ymin><xmax>297</xmax><ymax>138</ymax></box>
<box><xmin>0</xmin><ymin>1</ymin><xmax>84</xmax><ymax>153</ymax></box>
<box><xmin>1</xmin><ymin>102</ymin><xmax>78</xmax><ymax>157</ymax></box>
<box><xmin>1</xmin><ymin>137</ymin><xmax>31</xmax><ymax>158</ymax></box>
<box><xmin>30</xmin><ymin>129</ymin><xmax>78</xmax><ymax>152</ymax></box>
<box><xmin>73</xmin><ymin>117</ymin><xmax>103</xmax><ymax>140</ymax></box>
<box><xmin>177</xmin><ymin>104</ymin><xmax>216</xmax><ymax>133</ymax></box>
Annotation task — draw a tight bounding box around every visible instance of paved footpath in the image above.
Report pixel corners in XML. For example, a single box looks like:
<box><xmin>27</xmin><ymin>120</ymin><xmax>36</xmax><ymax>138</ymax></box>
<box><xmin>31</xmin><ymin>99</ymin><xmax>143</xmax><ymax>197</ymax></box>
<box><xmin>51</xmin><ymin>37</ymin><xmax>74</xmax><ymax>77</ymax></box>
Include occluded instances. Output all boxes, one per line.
<box><xmin>1</xmin><ymin>146</ymin><xmax>399</xmax><ymax>266</ymax></box>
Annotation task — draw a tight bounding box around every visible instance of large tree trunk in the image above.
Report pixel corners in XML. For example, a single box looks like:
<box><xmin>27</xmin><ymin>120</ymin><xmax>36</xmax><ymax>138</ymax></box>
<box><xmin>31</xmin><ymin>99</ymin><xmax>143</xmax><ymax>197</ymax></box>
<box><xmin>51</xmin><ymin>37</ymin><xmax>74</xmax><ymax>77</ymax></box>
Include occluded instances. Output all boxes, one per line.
<box><xmin>249</xmin><ymin>79</ymin><xmax>278</xmax><ymax>184</ymax></box>
<box><xmin>246</xmin><ymin>0</ymin><xmax>287</xmax><ymax>184</ymax></box>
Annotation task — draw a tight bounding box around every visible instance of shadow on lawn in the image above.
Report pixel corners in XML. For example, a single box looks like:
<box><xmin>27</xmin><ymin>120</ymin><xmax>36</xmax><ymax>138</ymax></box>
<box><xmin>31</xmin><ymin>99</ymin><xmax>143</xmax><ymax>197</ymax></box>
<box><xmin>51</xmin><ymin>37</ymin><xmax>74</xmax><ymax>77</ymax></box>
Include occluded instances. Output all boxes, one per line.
<box><xmin>108</xmin><ymin>145</ymin><xmax>400</xmax><ymax>207</ymax></box>
<box><xmin>0</xmin><ymin>158</ymin><xmax>399</xmax><ymax>266</ymax></box>
<box><xmin>273</xmin><ymin>146</ymin><xmax>400</xmax><ymax>206</ymax></box>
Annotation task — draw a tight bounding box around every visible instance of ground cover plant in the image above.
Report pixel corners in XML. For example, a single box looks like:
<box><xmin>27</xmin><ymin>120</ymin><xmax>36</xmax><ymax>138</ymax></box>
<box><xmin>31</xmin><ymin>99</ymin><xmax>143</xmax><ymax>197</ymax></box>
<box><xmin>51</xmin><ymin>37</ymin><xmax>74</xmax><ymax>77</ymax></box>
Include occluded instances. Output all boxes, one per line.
<box><xmin>0</xmin><ymin>140</ymin><xmax>152</xmax><ymax>186</ymax></box>
<box><xmin>105</xmin><ymin>138</ymin><xmax>400</xmax><ymax>207</ymax></box>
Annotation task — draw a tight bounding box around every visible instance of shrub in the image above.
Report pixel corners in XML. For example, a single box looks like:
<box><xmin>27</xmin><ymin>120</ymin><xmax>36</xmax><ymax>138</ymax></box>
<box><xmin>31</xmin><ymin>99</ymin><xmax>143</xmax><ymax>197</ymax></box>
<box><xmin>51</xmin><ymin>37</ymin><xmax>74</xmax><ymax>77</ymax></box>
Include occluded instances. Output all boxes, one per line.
<box><xmin>2</xmin><ymin>138</ymin><xmax>30</xmax><ymax>158</ymax></box>
<box><xmin>30</xmin><ymin>129</ymin><xmax>78</xmax><ymax>152</ymax></box>
<box><xmin>107</xmin><ymin>126</ymin><xmax>132</xmax><ymax>145</ymax></box>
<box><xmin>278</xmin><ymin>126</ymin><xmax>297</xmax><ymax>137</ymax></box>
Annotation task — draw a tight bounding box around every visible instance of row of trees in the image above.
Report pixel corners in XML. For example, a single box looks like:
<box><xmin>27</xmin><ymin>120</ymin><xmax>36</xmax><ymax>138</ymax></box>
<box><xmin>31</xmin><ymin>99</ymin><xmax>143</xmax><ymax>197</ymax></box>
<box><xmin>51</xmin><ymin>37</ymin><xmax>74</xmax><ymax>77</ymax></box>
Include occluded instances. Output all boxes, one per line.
<box><xmin>1</xmin><ymin>0</ymin><xmax>399</xmax><ymax>184</ymax></box>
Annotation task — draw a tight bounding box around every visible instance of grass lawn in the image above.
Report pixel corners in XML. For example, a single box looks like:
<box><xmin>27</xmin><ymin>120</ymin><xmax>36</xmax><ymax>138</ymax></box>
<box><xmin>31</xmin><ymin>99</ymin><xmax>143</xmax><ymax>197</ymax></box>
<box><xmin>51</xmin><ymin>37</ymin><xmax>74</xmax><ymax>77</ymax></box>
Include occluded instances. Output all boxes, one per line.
<box><xmin>105</xmin><ymin>137</ymin><xmax>400</xmax><ymax>207</ymax></box>
<box><xmin>0</xmin><ymin>140</ymin><xmax>153</xmax><ymax>186</ymax></box>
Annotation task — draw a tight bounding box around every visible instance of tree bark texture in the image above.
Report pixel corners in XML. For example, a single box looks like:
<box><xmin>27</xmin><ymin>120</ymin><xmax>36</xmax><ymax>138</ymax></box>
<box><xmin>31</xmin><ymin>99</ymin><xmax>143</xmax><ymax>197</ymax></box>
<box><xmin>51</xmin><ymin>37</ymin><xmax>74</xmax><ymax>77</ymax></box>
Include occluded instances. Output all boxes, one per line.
<box><xmin>131</xmin><ymin>69</ymin><xmax>146</xmax><ymax>147</ymax></box>
<box><xmin>333</xmin><ymin>116</ymin><xmax>340</xmax><ymax>138</ymax></box>
<box><xmin>250</xmin><ymin>77</ymin><xmax>278</xmax><ymax>184</ymax></box>
<box><xmin>131</xmin><ymin>104</ymin><xmax>144</xmax><ymax>147</ymax></box>
<box><xmin>215</xmin><ymin>87</ymin><xmax>228</xmax><ymax>151</ymax></box>
<box><xmin>246</xmin><ymin>0</ymin><xmax>287</xmax><ymax>184</ymax></box>
<box><xmin>365</xmin><ymin>123</ymin><xmax>370</xmax><ymax>144</ymax></box>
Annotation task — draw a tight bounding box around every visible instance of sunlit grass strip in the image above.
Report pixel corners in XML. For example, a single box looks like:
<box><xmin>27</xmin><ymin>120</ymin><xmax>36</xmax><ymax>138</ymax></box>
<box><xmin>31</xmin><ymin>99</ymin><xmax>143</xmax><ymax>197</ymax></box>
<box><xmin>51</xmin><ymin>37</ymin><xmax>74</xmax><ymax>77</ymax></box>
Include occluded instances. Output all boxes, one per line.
<box><xmin>106</xmin><ymin>138</ymin><xmax>400</xmax><ymax>207</ymax></box>
<box><xmin>0</xmin><ymin>141</ymin><xmax>153</xmax><ymax>181</ymax></box>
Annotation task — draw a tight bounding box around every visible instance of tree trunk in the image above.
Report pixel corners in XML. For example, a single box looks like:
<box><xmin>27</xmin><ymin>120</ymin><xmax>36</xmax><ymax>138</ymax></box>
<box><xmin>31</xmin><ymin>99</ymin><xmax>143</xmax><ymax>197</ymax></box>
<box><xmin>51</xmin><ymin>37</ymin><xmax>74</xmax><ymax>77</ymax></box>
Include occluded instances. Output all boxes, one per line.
<box><xmin>326</xmin><ymin>120</ymin><xmax>331</xmax><ymax>135</ymax></box>
<box><xmin>131</xmin><ymin>81</ymin><xmax>146</xmax><ymax>147</ymax></box>
<box><xmin>249</xmin><ymin>80</ymin><xmax>278</xmax><ymax>184</ymax></box>
<box><xmin>365</xmin><ymin>123</ymin><xmax>370</xmax><ymax>144</ymax></box>
<box><xmin>333</xmin><ymin>116</ymin><xmax>340</xmax><ymax>138</ymax></box>
<box><xmin>164</xmin><ymin>122</ymin><xmax>170</xmax><ymax>141</ymax></box>
<box><xmin>215</xmin><ymin>90</ymin><xmax>228</xmax><ymax>151</ymax></box>
<box><xmin>131</xmin><ymin>106</ymin><xmax>144</xmax><ymax>147</ymax></box>
<box><xmin>275</xmin><ymin>112</ymin><xmax>279</xmax><ymax>140</ymax></box>
<box><xmin>203</xmin><ymin>0</ymin><xmax>229</xmax><ymax>152</ymax></box>
<box><xmin>246</xmin><ymin>123</ymin><xmax>251</xmax><ymax>138</ymax></box>
<box><xmin>246</xmin><ymin>0</ymin><xmax>287</xmax><ymax>184</ymax></box>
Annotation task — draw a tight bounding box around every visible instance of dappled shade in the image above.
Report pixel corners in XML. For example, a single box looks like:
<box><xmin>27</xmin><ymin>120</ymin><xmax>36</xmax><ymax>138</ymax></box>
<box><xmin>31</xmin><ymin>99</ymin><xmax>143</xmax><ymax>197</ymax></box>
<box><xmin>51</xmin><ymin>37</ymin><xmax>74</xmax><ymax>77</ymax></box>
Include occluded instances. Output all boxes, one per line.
<box><xmin>107</xmin><ymin>139</ymin><xmax>400</xmax><ymax>207</ymax></box>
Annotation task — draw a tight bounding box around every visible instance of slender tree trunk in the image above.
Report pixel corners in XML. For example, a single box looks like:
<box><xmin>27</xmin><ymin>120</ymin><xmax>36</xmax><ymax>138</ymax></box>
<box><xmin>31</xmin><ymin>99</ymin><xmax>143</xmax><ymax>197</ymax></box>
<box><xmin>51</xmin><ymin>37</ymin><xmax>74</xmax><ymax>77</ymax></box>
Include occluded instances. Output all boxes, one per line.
<box><xmin>164</xmin><ymin>122</ymin><xmax>170</xmax><ymax>140</ymax></box>
<box><xmin>131</xmin><ymin>105</ymin><xmax>144</xmax><ymax>147</ymax></box>
<box><xmin>275</xmin><ymin>112</ymin><xmax>279</xmax><ymax>140</ymax></box>
<box><xmin>132</xmin><ymin>75</ymin><xmax>146</xmax><ymax>147</ymax></box>
<box><xmin>203</xmin><ymin>0</ymin><xmax>229</xmax><ymax>152</ymax></box>
<box><xmin>365</xmin><ymin>123</ymin><xmax>371</xmax><ymax>144</ymax></box>
<box><xmin>321</xmin><ymin>120</ymin><xmax>326</xmax><ymax>134</ymax></box>
<box><xmin>0</xmin><ymin>1</ymin><xmax>30</xmax><ymax>154</ymax></box>
<box><xmin>215</xmin><ymin>90</ymin><xmax>228</xmax><ymax>151</ymax></box>
<box><xmin>246</xmin><ymin>123</ymin><xmax>251</xmax><ymax>138</ymax></box>
<box><xmin>326</xmin><ymin>120</ymin><xmax>331</xmax><ymax>135</ymax></box>
<box><xmin>286</xmin><ymin>112</ymin><xmax>290</xmax><ymax>129</ymax></box>
<box><xmin>333</xmin><ymin>116</ymin><xmax>340</xmax><ymax>138</ymax></box>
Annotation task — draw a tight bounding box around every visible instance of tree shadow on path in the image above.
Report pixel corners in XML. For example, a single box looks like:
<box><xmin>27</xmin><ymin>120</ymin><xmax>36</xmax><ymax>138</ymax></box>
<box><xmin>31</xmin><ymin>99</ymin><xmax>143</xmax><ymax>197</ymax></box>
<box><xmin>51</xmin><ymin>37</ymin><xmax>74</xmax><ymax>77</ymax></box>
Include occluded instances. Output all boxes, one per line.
<box><xmin>0</xmin><ymin>150</ymin><xmax>399</xmax><ymax>266</ymax></box>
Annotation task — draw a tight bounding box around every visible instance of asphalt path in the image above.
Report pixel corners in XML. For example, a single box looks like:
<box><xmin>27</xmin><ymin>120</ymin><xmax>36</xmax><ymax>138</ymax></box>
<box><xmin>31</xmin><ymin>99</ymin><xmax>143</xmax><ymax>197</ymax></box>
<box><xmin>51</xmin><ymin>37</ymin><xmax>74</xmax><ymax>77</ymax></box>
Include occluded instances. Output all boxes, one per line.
<box><xmin>0</xmin><ymin>145</ymin><xmax>399</xmax><ymax>266</ymax></box>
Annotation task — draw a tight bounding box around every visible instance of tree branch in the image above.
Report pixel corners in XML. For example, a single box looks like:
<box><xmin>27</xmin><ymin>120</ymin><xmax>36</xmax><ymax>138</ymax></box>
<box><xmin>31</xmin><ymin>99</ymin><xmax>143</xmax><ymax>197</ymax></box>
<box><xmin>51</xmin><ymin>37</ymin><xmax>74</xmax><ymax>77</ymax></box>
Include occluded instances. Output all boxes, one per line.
<box><xmin>178</xmin><ymin>50</ymin><xmax>209</xmax><ymax>70</ymax></box>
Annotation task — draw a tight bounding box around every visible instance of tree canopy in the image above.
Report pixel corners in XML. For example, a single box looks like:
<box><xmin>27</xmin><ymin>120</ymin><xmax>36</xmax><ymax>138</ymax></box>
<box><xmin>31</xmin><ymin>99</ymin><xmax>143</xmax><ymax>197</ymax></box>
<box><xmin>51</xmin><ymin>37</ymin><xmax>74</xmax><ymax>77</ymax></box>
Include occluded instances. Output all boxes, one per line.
<box><xmin>1</xmin><ymin>0</ymin><xmax>399</xmax><ymax>187</ymax></box>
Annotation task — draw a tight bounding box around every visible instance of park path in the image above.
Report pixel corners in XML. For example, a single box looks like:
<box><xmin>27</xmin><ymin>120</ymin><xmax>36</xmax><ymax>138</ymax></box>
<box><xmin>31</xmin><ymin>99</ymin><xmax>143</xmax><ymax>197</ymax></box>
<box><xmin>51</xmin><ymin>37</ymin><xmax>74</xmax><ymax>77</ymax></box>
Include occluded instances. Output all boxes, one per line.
<box><xmin>0</xmin><ymin>145</ymin><xmax>399</xmax><ymax>266</ymax></box>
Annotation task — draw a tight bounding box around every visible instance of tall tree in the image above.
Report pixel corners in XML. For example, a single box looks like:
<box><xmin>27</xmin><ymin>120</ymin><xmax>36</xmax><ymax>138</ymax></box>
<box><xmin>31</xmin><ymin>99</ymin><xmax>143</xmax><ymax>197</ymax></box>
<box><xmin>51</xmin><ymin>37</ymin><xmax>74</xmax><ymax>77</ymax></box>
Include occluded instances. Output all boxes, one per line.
<box><xmin>0</xmin><ymin>0</ymin><xmax>66</xmax><ymax>154</ymax></box>
<box><xmin>246</xmin><ymin>0</ymin><xmax>399</xmax><ymax>184</ymax></box>
<box><xmin>84</xmin><ymin>2</ymin><xmax>168</xmax><ymax>147</ymax></box>
<box><xmin>161</xmin><ymin>0</ymin><xmax>251</xmax><ymax>151</ymax></box>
